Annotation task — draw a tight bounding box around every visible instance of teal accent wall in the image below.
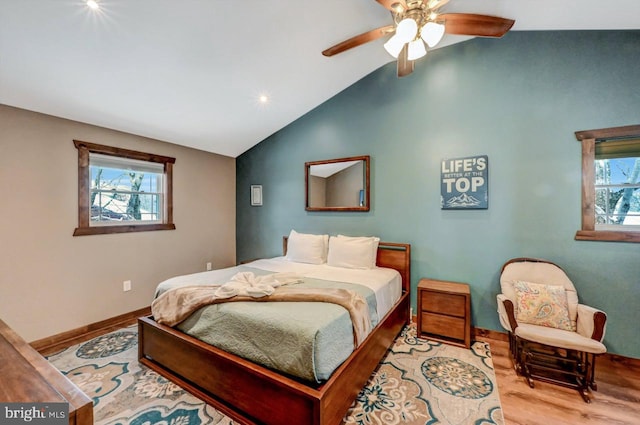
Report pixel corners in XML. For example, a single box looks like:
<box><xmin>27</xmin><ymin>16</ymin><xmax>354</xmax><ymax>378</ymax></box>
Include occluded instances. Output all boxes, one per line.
<box><xmin>237</xmin><ymin>31</ymin><xmax>640</xmax><ymax>358</ymax></box>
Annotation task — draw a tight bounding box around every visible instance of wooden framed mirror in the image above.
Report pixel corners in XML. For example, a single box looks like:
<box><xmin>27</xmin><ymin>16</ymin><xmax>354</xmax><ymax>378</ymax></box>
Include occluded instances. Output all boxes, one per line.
<box><xmin>305</xmin><ymin>155</ymin><xmax>370</xmax><ymax>211</ymax></box>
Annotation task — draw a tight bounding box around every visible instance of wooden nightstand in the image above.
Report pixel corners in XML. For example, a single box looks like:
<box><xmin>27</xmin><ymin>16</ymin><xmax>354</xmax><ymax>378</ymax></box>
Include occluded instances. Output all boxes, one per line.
<box><xmin>417</xmin><ymin>278</ymin><xmax>471</xmax><ymax>348</ymax></box>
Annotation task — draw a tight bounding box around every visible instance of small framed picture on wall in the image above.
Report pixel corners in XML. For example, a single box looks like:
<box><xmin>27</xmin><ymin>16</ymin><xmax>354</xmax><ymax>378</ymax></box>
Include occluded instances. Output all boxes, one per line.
<box><xmin>251</xmin><ymin>184</ymin><xmax>263</xmax><ymax>206</ymax></box>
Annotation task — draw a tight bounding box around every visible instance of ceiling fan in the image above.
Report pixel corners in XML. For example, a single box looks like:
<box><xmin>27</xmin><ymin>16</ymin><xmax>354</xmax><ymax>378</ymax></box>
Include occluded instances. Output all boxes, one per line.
<box><xmin>322</xmin><ymin>0</ymin><xmax>515</xmax><ymax>77</ymax></box>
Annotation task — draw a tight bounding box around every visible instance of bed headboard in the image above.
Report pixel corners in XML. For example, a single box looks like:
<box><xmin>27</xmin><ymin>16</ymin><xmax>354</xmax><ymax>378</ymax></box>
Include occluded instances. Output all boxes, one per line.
<box><xmin>376</xmin><ymin>242</ymin><xmax>411</xmax><ymax>294</ymax></box>
<box><xmin>282</xmin><ymin>236</ymin><xmax>411</xmax><ymax>294</ymax></box>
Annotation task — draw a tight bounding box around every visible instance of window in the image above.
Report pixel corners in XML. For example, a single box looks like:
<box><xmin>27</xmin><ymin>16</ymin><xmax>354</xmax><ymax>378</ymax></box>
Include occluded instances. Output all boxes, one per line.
<box><xmin>90</xmin><ymin>154</ymin><xmax>164</xmax><ymax>223</ymax></box>
<box><xmin>575</xmin><ymin>125</ymin><xmax>640</xmax><ymax>243</ymax></box>
<box><xmin>73</xmin><ymin>140</ymin><xmax>176</xmax><ymax>236</ymax></box>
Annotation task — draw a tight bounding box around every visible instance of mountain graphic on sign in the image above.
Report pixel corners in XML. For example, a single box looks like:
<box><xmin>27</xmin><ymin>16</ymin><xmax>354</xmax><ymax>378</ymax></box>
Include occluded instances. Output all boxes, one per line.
<box><xmin>446</xmin><ymin>192</ymin><xmax>481</xmax><ymax>207</ymax></box>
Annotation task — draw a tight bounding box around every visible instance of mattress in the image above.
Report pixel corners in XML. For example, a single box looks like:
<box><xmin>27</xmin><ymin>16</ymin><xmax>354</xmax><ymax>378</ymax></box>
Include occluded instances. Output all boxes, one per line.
<box><xmin>153</xmin><ymin>258</ymin><xmax>402</xmax><ymax>382</ymax></box>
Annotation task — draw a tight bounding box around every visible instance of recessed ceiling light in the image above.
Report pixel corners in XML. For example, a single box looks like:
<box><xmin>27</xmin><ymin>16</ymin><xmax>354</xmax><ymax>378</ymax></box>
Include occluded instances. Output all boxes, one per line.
<box><xmin>86</xmin><ymin>0</ymin><xmax>100</xmax><ymax>10</ymax></box>
<box><xmin>259</xmin><ymin>95</ymin><xmax>269</xmax><ymax>104</ymax></box>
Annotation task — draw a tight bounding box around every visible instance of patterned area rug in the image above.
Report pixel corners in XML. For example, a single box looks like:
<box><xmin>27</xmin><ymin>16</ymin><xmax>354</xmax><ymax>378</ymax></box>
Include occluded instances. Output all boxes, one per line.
<box><xmin>47</xmin><ymin>324</ymin><xmax>503</xmax><ymax>425</ymax></box>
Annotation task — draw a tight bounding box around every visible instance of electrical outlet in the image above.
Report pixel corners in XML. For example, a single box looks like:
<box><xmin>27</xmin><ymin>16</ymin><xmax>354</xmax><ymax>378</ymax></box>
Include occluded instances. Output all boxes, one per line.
<box><xmin>123</xmin><ymin>280</ymin><xmax>132</xmax><ymax>292</ymax></box>
<box><xmin>206</xmin><ymin>262</ymin><xmax>212</xmax><ymax>271</ymax></box>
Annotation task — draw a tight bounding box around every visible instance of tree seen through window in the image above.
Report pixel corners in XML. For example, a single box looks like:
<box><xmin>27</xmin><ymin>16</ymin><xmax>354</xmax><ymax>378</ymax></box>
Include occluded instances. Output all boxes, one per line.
<box><xmin>594</xmin><ymin>144</ymin><xmax>640</xmax><ymax>227</ymax></box>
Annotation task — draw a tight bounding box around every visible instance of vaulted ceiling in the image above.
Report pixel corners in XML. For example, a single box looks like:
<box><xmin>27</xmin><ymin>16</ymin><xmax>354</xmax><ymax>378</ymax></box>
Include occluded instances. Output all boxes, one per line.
<box><xmin>1</xmin><ymin>1</ymin><xmax>639</xmax><ymax>157</ymax></box>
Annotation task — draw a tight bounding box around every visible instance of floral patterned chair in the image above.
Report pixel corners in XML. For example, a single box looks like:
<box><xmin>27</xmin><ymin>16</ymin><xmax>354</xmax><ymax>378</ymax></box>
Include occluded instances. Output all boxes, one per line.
<box><xmin>496</xmin><ymin>258</ymin><xmax>607</xmax><ymax>402</ymax></box>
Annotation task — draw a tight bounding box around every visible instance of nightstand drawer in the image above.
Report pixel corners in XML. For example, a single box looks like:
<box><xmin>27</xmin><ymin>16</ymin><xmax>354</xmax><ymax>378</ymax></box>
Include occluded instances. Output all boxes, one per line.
<box><xmin>417</xmin><ymin>278</ymin><xmax>471</xmax><ymax>348</ymax></box>
<box><xmin>421</xmin><ymin>291</ymin><xmax>466</xmax><ymax>317</ymax></box>
<box><xmin>420</xmin><ymin>312</ymin><xmax>466</xmax><ymax>341</ymax></box>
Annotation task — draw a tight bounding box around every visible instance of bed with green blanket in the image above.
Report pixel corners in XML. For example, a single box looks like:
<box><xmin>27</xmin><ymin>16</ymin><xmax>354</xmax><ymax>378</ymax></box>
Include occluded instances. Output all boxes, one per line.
<box><xmin>151</xmin><ymin>259</ymin><xmax>399</xmax><ymax>382</ymax></box>
<box><xmin>138</xmin><ymin>238</ymin><xmax>411</xmax><ymax>425</ymax></box>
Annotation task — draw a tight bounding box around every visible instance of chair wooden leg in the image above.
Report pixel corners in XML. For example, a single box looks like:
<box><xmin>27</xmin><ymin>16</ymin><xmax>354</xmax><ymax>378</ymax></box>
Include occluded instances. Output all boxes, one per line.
<box><xmin>522</xmin><ymin>347</ymin><xmax>536</xmax><ymax>388</ymax></box>
<box><xmin>509</xmin><ymin>333</ymin><xmax>522</xmax><ymax>374</ymax></box>
<box><xmin>586</xmin><ymin>353</ymin><xmax>598</xmax><ymax>391</ymax></box>
<box><xmin>524</xmin><ymin>367</ymin><xmax>535</xmax><ymax>388</ymax></box>
<box><xmin>579</xmin><ymin>385</ymin><xmax>591</xmax><ymax>403</ymax></box>
<box><xmin>517</xmin><ymin>339</ymin><xmax>598</xmax><ymax>403</ymax></box>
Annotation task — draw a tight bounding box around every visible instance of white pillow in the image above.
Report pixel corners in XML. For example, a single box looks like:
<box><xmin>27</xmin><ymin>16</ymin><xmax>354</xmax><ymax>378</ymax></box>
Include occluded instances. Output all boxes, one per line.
<box><xmin>285</xmin><ymin>230</ymin><xmax>328</xmax><ymax>264</ymax></box>
<box><xmin>327</xmin><ymin>235</ymin><xmax>380</xmax><ymax>269</ymax></box>
<box><xmin>338</xmin><ymin>235</ymin><xmax>380</xmax><ymax>263</ymax></box>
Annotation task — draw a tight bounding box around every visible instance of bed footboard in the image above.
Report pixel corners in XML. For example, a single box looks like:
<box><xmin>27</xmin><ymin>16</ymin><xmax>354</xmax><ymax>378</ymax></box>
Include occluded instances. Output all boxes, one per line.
<box><xmin>139</xmin><ymin>292</ymin><xmax>409</xmax><ymax>425</ymax></box>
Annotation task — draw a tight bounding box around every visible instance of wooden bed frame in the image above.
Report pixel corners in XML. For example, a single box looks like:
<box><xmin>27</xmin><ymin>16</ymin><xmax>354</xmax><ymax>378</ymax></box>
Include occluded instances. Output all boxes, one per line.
<box><xmin>138</xmin><ymin>239</ymin><xmax>411</xmax><ymax>425</ymax></box>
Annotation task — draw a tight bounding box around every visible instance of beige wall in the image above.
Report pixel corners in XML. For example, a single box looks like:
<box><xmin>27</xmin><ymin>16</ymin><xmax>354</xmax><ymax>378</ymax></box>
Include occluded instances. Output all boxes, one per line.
<box><xmin>326</xmin><ymin>162</ymin><xmax>363</xmax><ymax>207</ymax></box>
<box><xmin>307</xmin><ymin>175</ymin><xmax>326</xmax><ymax>207</ymax></box>
<box><xmin>0</xmin><ymin>105</ymin><xmax>236</xmax><ymax>341</ymax></box>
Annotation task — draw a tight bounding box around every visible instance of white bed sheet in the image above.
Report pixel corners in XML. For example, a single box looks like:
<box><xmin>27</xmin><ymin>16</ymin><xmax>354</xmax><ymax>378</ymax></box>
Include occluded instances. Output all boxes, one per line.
<box><xmin>245</xmin><ymin>257</ymin><xmax>401</xmax><ymax>319</ymax></box>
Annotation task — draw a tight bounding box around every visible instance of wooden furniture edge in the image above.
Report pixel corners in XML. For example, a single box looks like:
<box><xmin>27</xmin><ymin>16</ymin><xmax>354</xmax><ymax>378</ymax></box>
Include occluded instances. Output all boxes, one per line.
<box><xmin>138</xmin><ymin>241</ymin><xmax>411</xmax><ymax>425</ymax></box>
<box><xmin>32</xmin><ymin>306</ymin><xmax>151</xmax><ymax>355</ymax></box>
<box><xmin>0</xmin><ymin>319</ymin><xmax>93</xmax><ymax>425</ymax></box>
<box><xmin>139</xmin><ymin>294</ymin><xmax>408</xmax><ymax>425</ymax></box>
<box><xmin>500</xmin><ymin>257</ymin><xmax>563</xmax><ymax>273</ymax></box>
<box><xmin>592</xmin><ymin>311</ymin><xmax>607</xmax><ymax>341</ymax></box>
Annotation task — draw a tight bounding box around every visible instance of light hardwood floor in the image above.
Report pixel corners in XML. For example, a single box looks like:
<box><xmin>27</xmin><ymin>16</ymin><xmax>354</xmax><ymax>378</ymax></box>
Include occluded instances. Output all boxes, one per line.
<box><xmin>480</xmin><ymin>337</ymin><xmax>640</xmax><ymax>425</ymax></box>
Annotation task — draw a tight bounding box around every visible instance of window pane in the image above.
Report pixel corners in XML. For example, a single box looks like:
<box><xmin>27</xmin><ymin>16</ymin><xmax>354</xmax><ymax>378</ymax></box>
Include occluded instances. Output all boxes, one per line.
<box><xmin>594</xmin><ymin>156</ymin><xmax>640</xmax><ymax>227</ymax></box>
<box><xmin>594</xmin><ymin>160</ymin><xmax>610</xmax><ymax>185</ymax></box>
<box><xmin>91</xmin><ymin>166</ymin><xmax>135</xmax><ymax>191</ymax></box>
<box><xmin>595</xmin><ymin>157</ymin><xmax>640</xmax><ymax>185</ymax></box>
<box><xmin>89</xmin><ymin>162</ymin><xmax>163</xmax><ymax>225</ymax></box>
<box><xmin>91</xmin><ymin>192</ymin><xmax>161</xmax><ymax>223</ymax></box>
<box><xmin>595</xmin><ymin>186</ymin><xmax>640</xmax><ymax>225</ymax></box>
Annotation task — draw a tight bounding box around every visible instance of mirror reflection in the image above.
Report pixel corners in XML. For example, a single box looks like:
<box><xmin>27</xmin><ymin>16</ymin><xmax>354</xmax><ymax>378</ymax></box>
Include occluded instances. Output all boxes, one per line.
<box><xmin>305</xmin><ymin>155</ymin><xmax>370</xmax><ymax>211</ymax></box>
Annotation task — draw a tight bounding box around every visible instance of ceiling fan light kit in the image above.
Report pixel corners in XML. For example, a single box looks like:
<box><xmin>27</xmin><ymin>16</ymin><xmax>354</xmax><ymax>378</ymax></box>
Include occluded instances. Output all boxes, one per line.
<box><xmin>383</xmin><ymin>35</ymin><xmax>406</xmax><ymax>58</ymax></box>
<box><xmin>422</xmin><ymin>21</ymin><xmax>445</xmax><ymax>48</ymax></box>
<box><xmin>407</xmin><ymin>39</ymin><xmax>427</xmax><ymax>60</ymax></box>
<box><xmin>322</xmin><ymin>0</ymin><xmax>515</xmax><ymax>78</ymax></box>
<box><xmin>395</xmin><ymin>18</ymin><xmax>419</xmax><ymax>42</ymax></box>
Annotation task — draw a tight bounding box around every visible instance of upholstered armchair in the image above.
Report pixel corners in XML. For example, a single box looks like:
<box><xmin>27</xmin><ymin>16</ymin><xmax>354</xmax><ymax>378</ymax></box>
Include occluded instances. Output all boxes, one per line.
<box><xmin>497</xmin><ymin>258</ymin><xmax>607</xmax><ymax>403</ymax></box>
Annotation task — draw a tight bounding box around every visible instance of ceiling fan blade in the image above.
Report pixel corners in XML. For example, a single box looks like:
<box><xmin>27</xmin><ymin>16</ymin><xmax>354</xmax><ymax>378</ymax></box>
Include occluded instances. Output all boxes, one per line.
<box><xmin>397</xmin><ymin>44</ymin><xmax>414</xmax><ymax>77</ymax></box>
<box><xmin>440</xmin><ymin>13</ymin><xmax>515</xmax><ymax>38</ymax></box>
<box><xmin>375</xmin><ymin>0</ymin><xmax>406</xmax><ymax>11</ymax></box>
<box><xmin>322</xmin><ymin>25</ymin><xmax>395</xmax><ymax>57</ymax></box>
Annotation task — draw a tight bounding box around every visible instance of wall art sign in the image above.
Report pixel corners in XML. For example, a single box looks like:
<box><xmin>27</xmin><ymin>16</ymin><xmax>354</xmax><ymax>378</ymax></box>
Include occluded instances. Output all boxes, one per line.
<box><xmin>440</xmin><ymin>155</ymin><xmax>488</xmax><ymax>209</ymax></box>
